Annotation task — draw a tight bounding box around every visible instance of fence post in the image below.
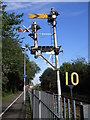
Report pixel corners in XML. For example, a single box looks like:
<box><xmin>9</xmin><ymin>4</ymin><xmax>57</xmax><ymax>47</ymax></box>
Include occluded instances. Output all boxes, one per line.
<box><xmin>33</xmin><ymin>90</ymin><xmax>35</xmax><ymax>118</ymax></box>
<box><xmin>73</xmin><ymin>100</ymin><xmax>76</xmax><ymax>119</ymax></box>
<box><xmin>39</xmin><ymin>91</ymin><xmax>41</xmax><ymax>119</ymax></box>
<box><xmin>80</xmin><ymin>102</ymin><xmax>84</xmax><ymax>120</ymax></box>
<box><xmin>54</xmin><ymin>95</ymin><xmax>57</xmax><ymax>114</ymax></box>
<box><xmin>64</xmin><ymin>97</ymin><xmax>66</xmax><ymax>119</ymax></box>
<box><xmin>68</xmin><ymin>99</ymin><xmax>70</xmax><ymax>120</ymax></box>
<box><xmin>60</xmin><ymin>97</ymin><xmax>63</xmax><ymax>118</ymax></box>
<box><xmin>83</xmin><ymin>104</ymin><xmax>90</xmax><ymax>120</ymax></box>
<box><xmin>31</xmin><ymin>89</ymin><xmax>33</xmax><ymax>119</ymax></box>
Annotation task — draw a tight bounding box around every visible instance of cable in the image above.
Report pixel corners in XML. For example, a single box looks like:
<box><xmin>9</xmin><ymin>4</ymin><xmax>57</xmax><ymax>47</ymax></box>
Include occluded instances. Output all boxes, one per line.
<box><xmin>56</xmin><ymin>25</ymin><xmax>59</xmax><ymax>46</ymax></box>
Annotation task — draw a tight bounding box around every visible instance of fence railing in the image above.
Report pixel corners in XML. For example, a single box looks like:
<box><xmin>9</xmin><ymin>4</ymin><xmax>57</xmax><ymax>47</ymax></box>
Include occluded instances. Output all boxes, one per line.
<box><xmin>28</xmin><ymin>89</ymin><xmax>89</xmax><ymax>119</ymax></box>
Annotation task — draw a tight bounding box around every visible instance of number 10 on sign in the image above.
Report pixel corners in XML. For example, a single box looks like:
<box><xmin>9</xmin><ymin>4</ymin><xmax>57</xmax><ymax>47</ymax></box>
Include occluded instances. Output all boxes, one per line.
<box><xmin>66</xmin><ymin>72</ymin><xmax>79</xmax><ymax>86</ymax></box>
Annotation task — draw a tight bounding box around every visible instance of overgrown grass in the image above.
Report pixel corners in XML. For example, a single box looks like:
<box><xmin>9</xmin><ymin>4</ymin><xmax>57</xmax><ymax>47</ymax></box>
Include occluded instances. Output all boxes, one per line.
<box><xmin>64</xmin><ymin>102</ymin><xmax>80</xmax><ymax>119</ymax></box>
<box><xmin>2</xmin><ymin>92</ymin><xmax>14</xmax><ymax>102</ymax></box>
<box><xmin>26</xmin><ymin>92</ymin><xmax>32</xmax><ymax>119</ymax></box>
<box><xmin>62</xmin><ymin>92</ymin><xmax>90</xmax><ymax>103</ymax></box>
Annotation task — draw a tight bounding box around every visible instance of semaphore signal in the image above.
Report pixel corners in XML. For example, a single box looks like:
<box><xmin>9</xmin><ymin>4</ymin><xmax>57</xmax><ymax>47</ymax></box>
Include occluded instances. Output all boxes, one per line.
<box><xmin>29</xmin><ymin>13</ymin><xmax>48</xmax><ymax>19</ymax></box>
<box><xmin>19</xmin><ymin>8</ymin><xmax>62</xmax><ymax>117</ymax></box>
<box><xmin>18</xmin><ymin>25</ymin><xmax>31</xmax><ymax>33</ymax></box>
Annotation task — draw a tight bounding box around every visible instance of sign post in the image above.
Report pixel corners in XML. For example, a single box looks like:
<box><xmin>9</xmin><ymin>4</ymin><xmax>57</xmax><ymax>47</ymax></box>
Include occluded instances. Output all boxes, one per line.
<box><xmin>24</xmin><ymin>48</ymin><xmax>26</xmax><ymax>105</ymax></box>
<box><xmin>68</xmin><ymin>85</ymin><xmax>74</xmax><ymax>120</ymax></box>
<box><xmin>66</xmin><ymin>72</ymin><xmax>79</xmax><ymax>120</ymax></box>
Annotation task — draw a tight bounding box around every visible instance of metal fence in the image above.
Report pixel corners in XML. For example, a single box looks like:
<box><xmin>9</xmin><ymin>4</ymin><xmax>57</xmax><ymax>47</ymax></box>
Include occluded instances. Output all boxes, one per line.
<box><xmin>28</xmin><ymin>89</ymin><xmax>87</xmax><ymax>119</ymax></box>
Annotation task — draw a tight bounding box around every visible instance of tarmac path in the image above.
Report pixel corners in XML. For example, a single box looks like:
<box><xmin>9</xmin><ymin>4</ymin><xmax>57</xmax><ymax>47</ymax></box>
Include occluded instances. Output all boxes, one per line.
<box><xmin>1</xmin><ymin>91</ymin><xmax>27</xmax><ymax>119</ymax></box>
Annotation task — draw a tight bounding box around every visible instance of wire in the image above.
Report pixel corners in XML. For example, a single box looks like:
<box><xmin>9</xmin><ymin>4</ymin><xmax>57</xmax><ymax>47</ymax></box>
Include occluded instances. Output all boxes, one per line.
<box><xmin>56</xmin><ymin>25</ymin><xmax>59</xmax><ymax>46</ymax></box>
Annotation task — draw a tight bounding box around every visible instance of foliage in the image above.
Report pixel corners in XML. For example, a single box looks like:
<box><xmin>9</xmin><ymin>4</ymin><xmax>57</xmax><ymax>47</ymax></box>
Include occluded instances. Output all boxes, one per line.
<box><xmin>26</xmin><ymin>92</ymin><xmax>32</xmax><ymax>118</ymax></box>
<box><xmin>40</xmin><ymin>68</ymin><xmax>57</xmax><ymax>93</ymax></box>
<box><xmin>2</xmin><ymin>92</ymin><xmax>14</xmax><ymax>102</ymax></box>
<box><xmin>33</xmin><ymin>84</ymin><xmax>42</xmax><ymax>91</ymax></box>
<box><xmin>40</xmin><ymin>58</ymin><xmax>90</xmax><ymax>100</ymax></box>
<box><xmin>1</xmin><ymin>2</ymin><xmax>40</xmax><ymax>95</ymax></box>
<box><xmin>1</xmin><ymin>3</ymin><xmax>24</xmax><ymax>40</ymax></box>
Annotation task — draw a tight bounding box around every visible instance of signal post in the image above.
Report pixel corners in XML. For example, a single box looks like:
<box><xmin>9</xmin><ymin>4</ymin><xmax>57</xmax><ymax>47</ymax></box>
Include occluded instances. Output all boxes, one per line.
<box><xmin>49</xmin><ymin>8</ymin><xmax>61</xmax><ymax>117</ymax></box>
<box><xmin>29</xmin><ymin>8</ymin><xmax>62</xmax><ymax>117</ymax></box>
<box><xmin>19</xmin><ymin>8</ymin><xmax>62</xmax><ymax>117</ymax></box>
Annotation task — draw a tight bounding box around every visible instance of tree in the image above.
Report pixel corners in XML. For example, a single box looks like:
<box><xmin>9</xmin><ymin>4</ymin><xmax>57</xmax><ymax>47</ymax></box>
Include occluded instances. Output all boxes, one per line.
<box><xmin>40</xmin><ymin>57</ymin><xmax>90</xmax><ymax>101</ymax></box>
<box><xmin>1</xmin><ymin>3</ymin><xmax>24</xmax><ymax>40</ymax></box>
<box><xmin>40</xmin><ymin>68</ymin><xmax>57</xmax><ymax>93</ymax></box>
<box><xmin>70</xmin><ymin>58</ymin><xmax>89</xmax><ymax>95</ymax></box>
<box><xmin>1</xmin><ymin>2</ymin><xmax>40</xmax><ymax>94</ymax></box>
<box><xmin>1</xmin><ymin>1</ymin><xmax>24</xmax><ymax>93</ymax></box>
